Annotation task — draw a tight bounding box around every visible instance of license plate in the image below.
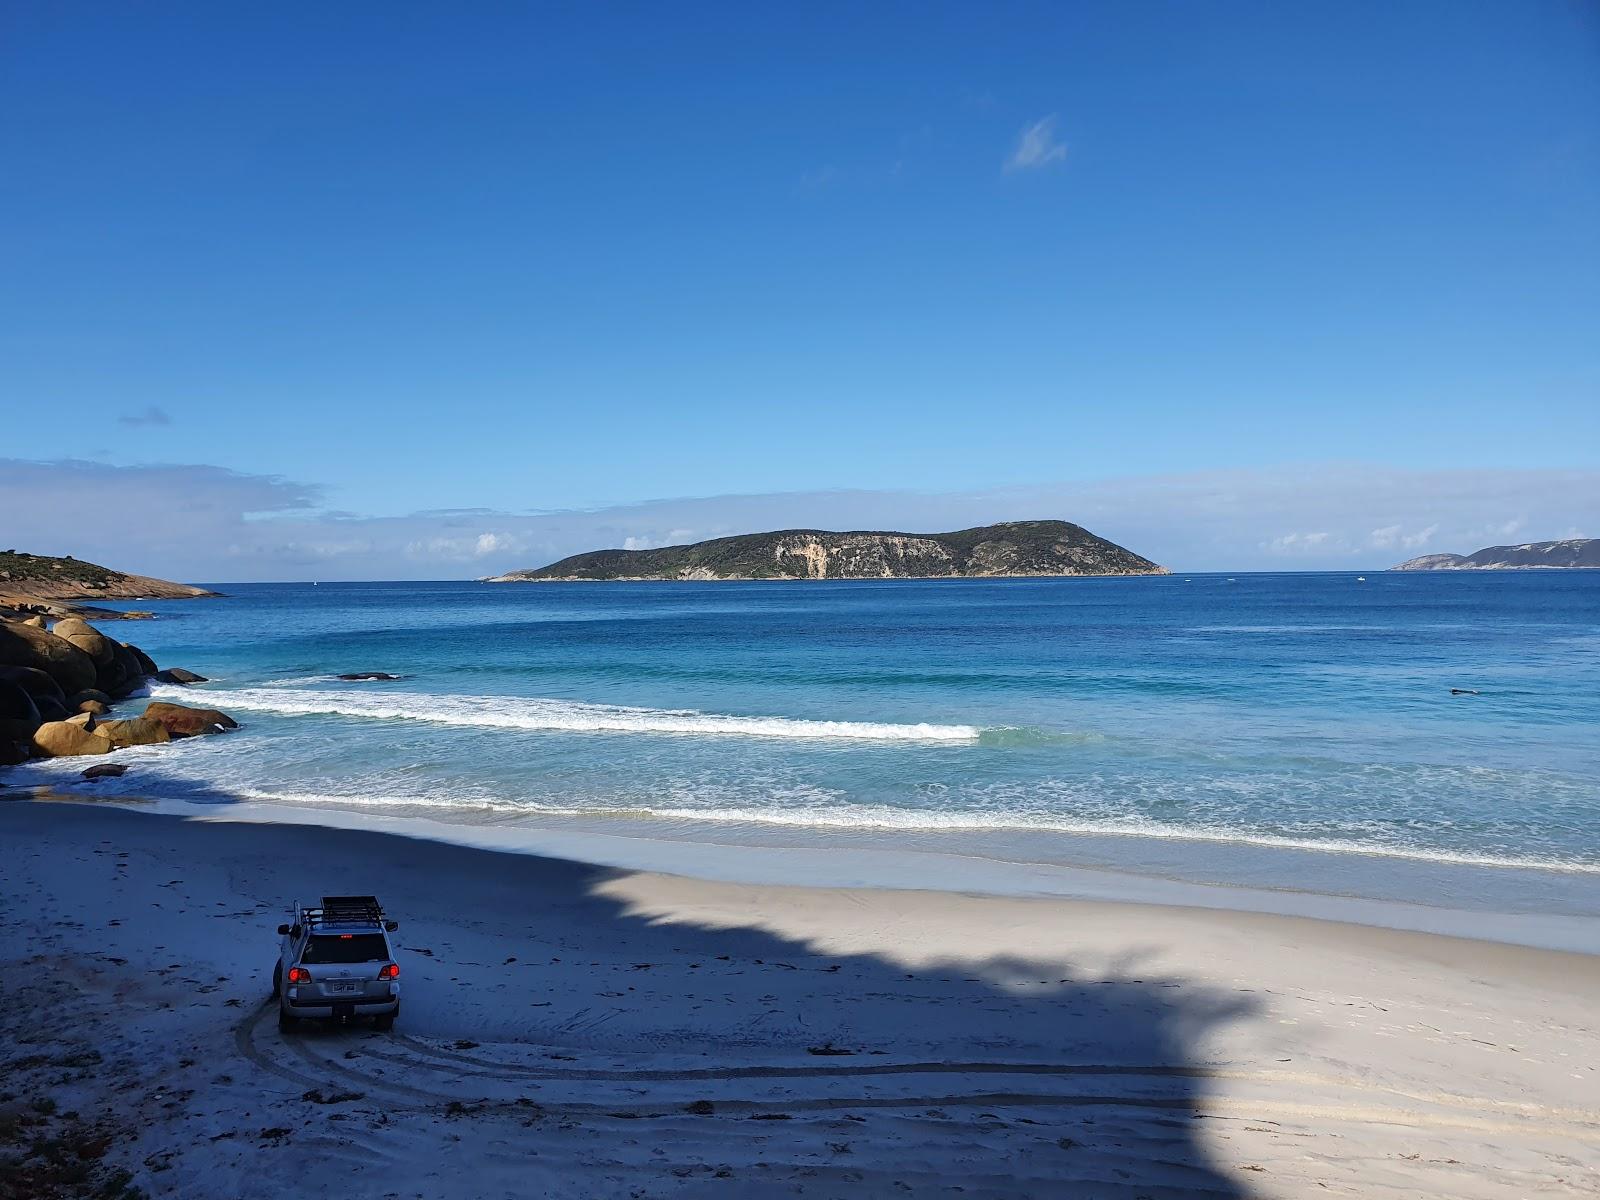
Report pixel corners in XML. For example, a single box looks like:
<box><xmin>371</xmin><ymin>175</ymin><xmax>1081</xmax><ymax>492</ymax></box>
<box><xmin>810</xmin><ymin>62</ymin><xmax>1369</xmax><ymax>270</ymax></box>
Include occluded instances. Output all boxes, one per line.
<box><xmin>328</xmin><ymin>981</ymin><xmax>362</xmax><ymax>994</ymax></box>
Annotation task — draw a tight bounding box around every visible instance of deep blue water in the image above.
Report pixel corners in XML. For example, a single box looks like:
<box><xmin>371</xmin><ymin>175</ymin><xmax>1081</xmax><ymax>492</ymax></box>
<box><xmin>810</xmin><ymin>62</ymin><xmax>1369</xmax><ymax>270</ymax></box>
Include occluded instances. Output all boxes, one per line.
<box><xmin>15</xmin><ymin>571</ymin><xmax>1600</xmax><ymax>887</ymax></box>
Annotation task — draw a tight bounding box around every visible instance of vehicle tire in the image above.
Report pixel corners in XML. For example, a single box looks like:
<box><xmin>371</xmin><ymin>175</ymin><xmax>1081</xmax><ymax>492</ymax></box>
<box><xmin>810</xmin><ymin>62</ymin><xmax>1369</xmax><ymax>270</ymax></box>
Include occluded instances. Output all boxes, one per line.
<box><xmin>374</xmin><ymin>1004</ymin><xmax>397</xmax><ymax>1032</ymax></box>
<box><xmin>271</xmin><ymin>961</ymin><xmax>282</xmax><ymax>999</ymax></box>
<box><xmin>277</xmin><ymin>1006</ymin><xmax>297</xmax><ymax>1034</ymax></box>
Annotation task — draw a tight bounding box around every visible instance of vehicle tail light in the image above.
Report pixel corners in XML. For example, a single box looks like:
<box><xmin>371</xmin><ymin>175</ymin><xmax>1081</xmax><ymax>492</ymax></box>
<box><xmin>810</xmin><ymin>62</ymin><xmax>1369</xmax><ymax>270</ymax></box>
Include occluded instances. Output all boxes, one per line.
<box><xmin>287</xmin><ymin>966</ymin><xmax>312</xmax><ymax>984</ymax></box>
<box><xmin>379</xmin><ymin>962</ymin><xmax>400</xmax><ymax>980</ymax></box>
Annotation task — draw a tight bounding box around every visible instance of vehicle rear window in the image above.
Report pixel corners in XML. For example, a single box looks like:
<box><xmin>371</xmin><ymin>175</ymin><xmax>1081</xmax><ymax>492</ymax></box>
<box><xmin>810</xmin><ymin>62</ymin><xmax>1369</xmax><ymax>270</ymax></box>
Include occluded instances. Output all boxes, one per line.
<box><xmin>301</xmin><ymin>933</ymin><xmax>388</xmax><ymax>963</ymax></box>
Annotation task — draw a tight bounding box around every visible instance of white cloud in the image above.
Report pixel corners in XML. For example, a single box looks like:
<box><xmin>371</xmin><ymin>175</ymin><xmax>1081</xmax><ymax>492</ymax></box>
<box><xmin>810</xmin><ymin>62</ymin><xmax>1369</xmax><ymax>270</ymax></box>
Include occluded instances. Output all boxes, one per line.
<box><xmin>1401</xmin><ymin>523</ymin><xmax>1437</xmax><ymax>550</ymax></box>
<box><xmin>4</xmin><ymin>458</ymin><xmax>1598</xmax><ymax>581</ymax></box>
<box><xmin>1478</xmin><ymin>518</ymin><xmax>1525</xmax><ymax>542</ymax></box>
<box><xmin>403</xmin><ymin>532</ymin><xmax>525</xmax><ymax>561</ymax></box>
<box><xmin>1264</xmin><ymin>531</ymin><xmax>1339</xmax><ymax>555</ymax></box>
<box><xmin>1006</xmin><ymin>115</ymin><xmax>1067</xmax><ymax>171</ymax></box>
<box><xmin>1368</xmin><ymin>523</ymin><xmax>1437</xmax><ymax>550</ymax></box>
<box><xmin>620</xmin><ymin>530</ymin><xmax>701</xmax><ymax>552</ymax></box>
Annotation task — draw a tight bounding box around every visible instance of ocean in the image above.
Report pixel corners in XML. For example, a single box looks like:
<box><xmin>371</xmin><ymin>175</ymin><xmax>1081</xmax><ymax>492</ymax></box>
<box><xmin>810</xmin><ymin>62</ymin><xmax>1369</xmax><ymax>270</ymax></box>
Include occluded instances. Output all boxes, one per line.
<box><xmin>14</xmin><ymin>571</ymin><xmax>1600</xmax><ymax>928</ymax></box>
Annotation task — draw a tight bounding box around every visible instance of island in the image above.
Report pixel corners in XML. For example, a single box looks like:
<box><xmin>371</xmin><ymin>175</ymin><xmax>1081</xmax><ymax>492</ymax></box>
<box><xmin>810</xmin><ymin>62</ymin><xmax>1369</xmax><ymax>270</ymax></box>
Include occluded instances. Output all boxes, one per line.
<box><xmin>0</xmin><ymin>550</ymin><xmax>218</xmax><ymax>621</ymax></box>
<box><xmin>1391</xmin><ymin>538</ymin><xmax>1598</xmax><ymax>571</ymax></box>
<box><xmin>486</xmin><ymin>520</ymin><xmax>1168</xmax><ymax>582</ymax></box>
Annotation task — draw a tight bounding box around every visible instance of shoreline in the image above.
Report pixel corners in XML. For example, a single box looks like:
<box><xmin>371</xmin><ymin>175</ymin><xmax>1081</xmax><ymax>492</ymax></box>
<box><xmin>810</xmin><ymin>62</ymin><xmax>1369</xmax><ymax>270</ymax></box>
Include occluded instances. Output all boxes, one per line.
<box><xmin>483</xmin><ymin>569</ymin><xmax>1175</xmax><ymax>583</ymax></box>
<box><xmin>14</xmin><ymin>785</ymin><xmax>1600</xmax><ymax>954</ymax></box>
<box><xmin>3</xmin><ymin>797</ymin><xmax>1596</xmax><ymax>1198</ymax></box>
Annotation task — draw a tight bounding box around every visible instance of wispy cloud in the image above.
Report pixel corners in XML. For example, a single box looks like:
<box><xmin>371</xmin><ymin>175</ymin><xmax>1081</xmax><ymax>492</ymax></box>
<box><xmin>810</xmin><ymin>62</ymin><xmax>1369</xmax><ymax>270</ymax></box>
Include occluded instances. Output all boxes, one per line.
<box><xmin>798</xmin><ymin>164</ymin><xmax>841</xmax><ymax>191</ymax></box>
<box><xmin>403</xmin><ymin>531</ymin><xmax>528</xmax><ymax>561</ymax></box>
<box><xmin>1006</xmin><ymin>115</ymin><xmax>1067</xmax><ymax>172</ymax></box>
<box><xmin>118</xmin><ymin>405</ymin><xmax>172</xmax><ymax>427</ymax></box>
<box><xmin>1264</xmin><ymin>531</ymin><xmax>1337</xmax><ymax>555</ymax></box>
<box><xmin>621</xmin><ymin>529</ymin><xmax>696</xmax><ymax>552</ymax></box>
<box><xmin>1367</xmin><ymin>523</ymin><xmax>1437</xmax><ymax>551</ymax></box>
<box><xmin>1477</xmin><ymin>518</ymin><xmax>1525</xmax><ymax>542</ymax></box>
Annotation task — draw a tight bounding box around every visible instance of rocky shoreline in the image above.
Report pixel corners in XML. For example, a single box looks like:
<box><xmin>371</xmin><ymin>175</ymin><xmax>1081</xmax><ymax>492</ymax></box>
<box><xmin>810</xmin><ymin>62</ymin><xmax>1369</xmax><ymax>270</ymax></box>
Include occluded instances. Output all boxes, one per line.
<box><xmin>0</xmin><ymin>615</ymin><xmax>236</xmax><ymax>773</ymax></box>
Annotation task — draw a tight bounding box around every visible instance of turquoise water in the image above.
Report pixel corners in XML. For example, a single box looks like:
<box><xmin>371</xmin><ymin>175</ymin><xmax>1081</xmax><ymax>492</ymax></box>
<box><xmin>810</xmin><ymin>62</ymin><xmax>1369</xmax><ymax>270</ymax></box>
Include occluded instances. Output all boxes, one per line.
<box><xmin>14</xmin><ymin>572</ymin><xmax>1600</xmax><ymax>908</ymax></box>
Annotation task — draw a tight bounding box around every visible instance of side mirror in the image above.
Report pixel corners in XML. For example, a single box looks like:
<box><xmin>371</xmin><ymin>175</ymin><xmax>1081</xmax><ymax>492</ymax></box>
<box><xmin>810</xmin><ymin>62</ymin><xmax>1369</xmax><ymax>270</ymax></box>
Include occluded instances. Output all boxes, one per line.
<box><xmin>290</xmin><ymin>925</ymin><xmax>302</xmax><ymax>938</ymax></box>
<box><xmin>384</xmin><ymin>920</ymin><xmax>399</xmax><ymax>932</ymax></box>
<box><xmin>276</xmin><ymin>924</ymin><xmax>290</xmax><ymax>936</ymax></box>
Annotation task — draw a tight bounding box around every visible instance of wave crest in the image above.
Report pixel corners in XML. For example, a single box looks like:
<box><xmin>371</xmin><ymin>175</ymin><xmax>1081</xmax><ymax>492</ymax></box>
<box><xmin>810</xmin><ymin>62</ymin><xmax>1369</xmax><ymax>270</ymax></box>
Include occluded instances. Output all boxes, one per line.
<box><xmin>151</xmin><ymin>684</ymin><xmax>981</xmax><ymax>743</ymax></box>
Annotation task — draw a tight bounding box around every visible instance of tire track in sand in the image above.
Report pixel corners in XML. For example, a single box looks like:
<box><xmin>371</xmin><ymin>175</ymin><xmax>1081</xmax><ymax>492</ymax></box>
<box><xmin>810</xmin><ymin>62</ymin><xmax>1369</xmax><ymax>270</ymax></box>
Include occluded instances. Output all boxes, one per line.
<box><xmin>235</xmin><ymin>1003</ymin><xmax>1600</xmax><ymax>1139</ymax></box>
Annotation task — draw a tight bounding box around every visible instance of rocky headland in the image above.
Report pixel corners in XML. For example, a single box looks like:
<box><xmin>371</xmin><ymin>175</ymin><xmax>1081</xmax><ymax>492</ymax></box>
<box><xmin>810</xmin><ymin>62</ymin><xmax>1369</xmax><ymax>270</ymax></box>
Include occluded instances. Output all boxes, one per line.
<box><xmin>487</xmin><ymin>520</ymin><xmax>1167</xmax><ymax>582</ymax></box>
<box><xmin>0</xmin><ymin>549</ymin><xmax>219</xmax><ymax>622</ymax></box>
<box><xmin>1391</xmin><ymin>538</ymin><xmax>1599</xmax><ymax>571</ymax></box>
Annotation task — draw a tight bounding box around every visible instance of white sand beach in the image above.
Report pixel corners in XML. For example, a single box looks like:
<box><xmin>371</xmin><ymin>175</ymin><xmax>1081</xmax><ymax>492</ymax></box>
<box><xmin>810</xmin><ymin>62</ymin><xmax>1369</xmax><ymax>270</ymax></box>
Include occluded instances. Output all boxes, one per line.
<box><xmin>2</xmin><ymin>797</ymin><xmax>1596</xmax><ymax>1198</ymax></box>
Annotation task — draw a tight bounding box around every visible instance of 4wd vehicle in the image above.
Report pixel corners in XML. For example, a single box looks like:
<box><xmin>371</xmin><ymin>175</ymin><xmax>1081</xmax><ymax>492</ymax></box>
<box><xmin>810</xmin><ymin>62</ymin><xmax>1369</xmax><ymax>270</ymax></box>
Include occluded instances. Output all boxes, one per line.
<box><xmin>273</xmin><ymin>895</ymin><xmax>402</xmax><ymax>1032</ymax></box>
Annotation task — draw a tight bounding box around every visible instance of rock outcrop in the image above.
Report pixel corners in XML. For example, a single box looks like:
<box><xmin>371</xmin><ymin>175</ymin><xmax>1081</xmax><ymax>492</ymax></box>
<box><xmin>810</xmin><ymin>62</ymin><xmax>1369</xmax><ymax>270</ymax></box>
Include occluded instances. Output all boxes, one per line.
<box><xmin>123</xmin><ymin>643</ymin><xmax>159</xmax><ymax>676</ymax></box>
<box><xmin>96</xmin><ymin>717</ymin><xmax>172</xmax><ymax>748</ymax></box>
<box><xmin>488</xmin><ymin>520</ymin><xmax>1168</xmax><ymax>582</ymax></box>
<box><xmin>0</xmin><ymin>622</ymin><xmax>99</xmax><ymax>695</ymax></box>
<box><xmin>32</xmin><ymin>720</ymin><xmax>114</xmax><ymax>757</ymax></box>
<box><xmin>52</xmin><ymin>618</ymin><xmax>117</xmax><ymax>669</ymax></box>
<box><xmin>0</xmin><ymin>619</ymin><xmax>151</xmax><ymax>700</ymax></box>
<box><xmin>0</xmin><ymin>613</ymin><xmax>231</xmax><ymax>765</ymax></box>
<box><xmin>141</xmin><ymin>701</ymin><xmax>238</xmax><ymax>738</ymax></box>
<box><xmin>0</xmin><ymin>666</ymin><xmax>69</xmax><ymax>723</ymax></box>
<box><xmin>0</xmin><ymin>679</ymin><xmax>41</xmax><ymax>742</ymax></box>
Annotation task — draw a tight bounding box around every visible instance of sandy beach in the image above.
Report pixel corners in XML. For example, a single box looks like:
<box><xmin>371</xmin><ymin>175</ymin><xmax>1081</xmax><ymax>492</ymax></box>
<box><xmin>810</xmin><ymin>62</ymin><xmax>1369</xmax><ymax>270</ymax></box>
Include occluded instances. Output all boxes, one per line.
<box><xmin>2</xmin><ymin>797</ymin><xmax>1595</xmax><ymax>1199</ymax></box>
<box><xmin>8</xmin><ymin>2</ymin><xmax>1597</xmax><ymax>1195</ymax></box>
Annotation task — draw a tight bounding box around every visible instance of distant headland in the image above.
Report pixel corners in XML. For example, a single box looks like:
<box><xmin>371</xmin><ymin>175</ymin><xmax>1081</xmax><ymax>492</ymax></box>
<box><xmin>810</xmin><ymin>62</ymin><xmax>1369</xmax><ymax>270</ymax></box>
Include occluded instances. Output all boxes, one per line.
<box><xmin>1391</xmin><ymin>538</ymin><xmax>1598</xmax><ymax>571</ymax></box>
<box><xmin>0</xmin><ymin>550</ymin><xmax>218</xmax><ymax>622</ymax></box>
<box><xmin>486</xmin><ymin>520</ymin><xmax>1168</xmax><ymax>582</ymax></box>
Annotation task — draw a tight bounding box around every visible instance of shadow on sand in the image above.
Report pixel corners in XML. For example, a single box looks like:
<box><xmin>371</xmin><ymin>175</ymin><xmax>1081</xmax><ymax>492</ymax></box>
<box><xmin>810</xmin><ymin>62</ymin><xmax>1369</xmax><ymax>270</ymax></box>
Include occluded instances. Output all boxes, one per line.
<box><xmin>11</xmin><ymin>772</ymin><xmax>1262</xmax><ymax>1198</ymax></box>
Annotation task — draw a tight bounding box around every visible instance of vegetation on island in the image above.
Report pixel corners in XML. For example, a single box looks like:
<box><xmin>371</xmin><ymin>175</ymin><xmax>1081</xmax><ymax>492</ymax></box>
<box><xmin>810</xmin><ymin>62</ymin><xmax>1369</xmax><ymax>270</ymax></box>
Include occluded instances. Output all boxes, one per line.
<box><xmin>0</xmin><ymin>550</ymin><xmax>126</xmax><ymax>590</ymax></box>
<box><xmin>488</xmin><ymin>520</ymin><xmax>1167</xmax><ymax>582</ymax></box>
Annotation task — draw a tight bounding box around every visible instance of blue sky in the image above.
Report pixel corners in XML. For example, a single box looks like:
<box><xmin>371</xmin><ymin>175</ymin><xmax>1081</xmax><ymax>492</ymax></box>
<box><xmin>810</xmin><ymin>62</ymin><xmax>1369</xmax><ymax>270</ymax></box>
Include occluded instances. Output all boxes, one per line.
<box><xmin>3</xmin><ymin>2</ymin><xmax>1597</xmax><ymax>577</ymax></box>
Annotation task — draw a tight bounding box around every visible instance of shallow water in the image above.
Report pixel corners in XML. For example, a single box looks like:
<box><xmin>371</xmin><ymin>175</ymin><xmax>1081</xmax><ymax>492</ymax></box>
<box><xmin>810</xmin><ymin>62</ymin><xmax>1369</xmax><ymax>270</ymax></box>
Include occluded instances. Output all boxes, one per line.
<box><xmin>14</xmin><ymin>572</ymin><xmax>1600</xmax><ymax>917</ymax></box>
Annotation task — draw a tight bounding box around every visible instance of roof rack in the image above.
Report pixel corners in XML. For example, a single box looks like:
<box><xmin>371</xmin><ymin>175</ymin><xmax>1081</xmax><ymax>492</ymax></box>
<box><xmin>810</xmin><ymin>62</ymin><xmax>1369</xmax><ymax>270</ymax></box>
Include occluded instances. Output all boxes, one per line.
<box><xmin>301</xmin><ymin>895</ymin><xmax>386</xmax><ymax>928</ymax></box>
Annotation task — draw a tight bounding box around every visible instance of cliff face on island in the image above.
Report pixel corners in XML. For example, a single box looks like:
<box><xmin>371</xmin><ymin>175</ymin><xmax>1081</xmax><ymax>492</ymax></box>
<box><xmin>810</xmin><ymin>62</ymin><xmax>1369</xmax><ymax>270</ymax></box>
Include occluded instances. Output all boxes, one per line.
<box><xmin>0</xmin><ymin>551</ymin><xmax>217</xmax><ymax>620</ymax></box>
<box><xmin>1391</xmin><ymin>539</ymin><xmax>1599</xmax><ymax>571</ymax></box>
<box><xmin>487</xmin><ymin>520</ymin><xmax>1168</xmax><ymax>582</ymax></box>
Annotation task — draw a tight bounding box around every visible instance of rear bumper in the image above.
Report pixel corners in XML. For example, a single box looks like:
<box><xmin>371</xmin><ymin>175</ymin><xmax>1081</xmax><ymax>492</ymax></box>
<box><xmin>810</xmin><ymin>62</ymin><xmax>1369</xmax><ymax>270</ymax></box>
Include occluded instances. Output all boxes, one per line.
<box><xmin>284</xmin><ymin>991</ymin><xmax>398</xmax><ymax>1017</ymax></box>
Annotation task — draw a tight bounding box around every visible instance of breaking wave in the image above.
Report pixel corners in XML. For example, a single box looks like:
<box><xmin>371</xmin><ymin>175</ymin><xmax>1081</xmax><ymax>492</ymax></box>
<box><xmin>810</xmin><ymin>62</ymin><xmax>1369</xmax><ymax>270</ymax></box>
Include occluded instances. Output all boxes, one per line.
<box><xmin>148</xmin><ymin>685</ymin><xmax>982</xmax><ymax>743</ymax></box>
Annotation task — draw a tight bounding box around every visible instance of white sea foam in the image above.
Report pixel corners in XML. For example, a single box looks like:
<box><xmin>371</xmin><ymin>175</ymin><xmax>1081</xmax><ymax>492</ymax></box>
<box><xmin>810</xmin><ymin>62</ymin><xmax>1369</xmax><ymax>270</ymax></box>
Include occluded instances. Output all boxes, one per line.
<box><xmin>131</xmin><ymin>782</ymin><xmax>1600</xmax><ymax>876</ymax></box>
<box><xmin>618</xmin><ymin>803</ymin><xmax>1600</xmax><ymax>874</ymax></box>
<box><xmin>16</xmin><ymin>738</ymin><xmax>1595</xmax><ymax>875</ymax></box>
<box><xmin>148</xmin><ymin>685</ymin><xmax>981</xmax><ymax>742</ymax></box>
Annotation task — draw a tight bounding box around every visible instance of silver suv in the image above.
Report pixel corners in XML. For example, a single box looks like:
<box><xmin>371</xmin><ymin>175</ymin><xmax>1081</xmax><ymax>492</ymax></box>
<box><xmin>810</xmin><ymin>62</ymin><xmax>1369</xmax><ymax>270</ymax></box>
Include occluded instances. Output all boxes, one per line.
<box><xmin>273</xmin><ymin>896</ymin><xmax>403</xmax><ymax>1032</ymax></box>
